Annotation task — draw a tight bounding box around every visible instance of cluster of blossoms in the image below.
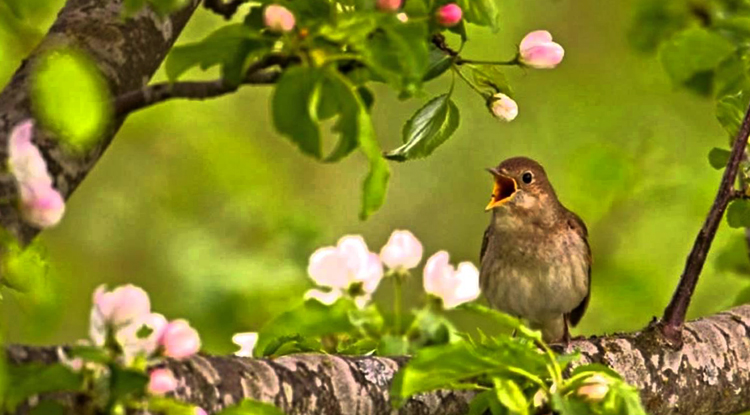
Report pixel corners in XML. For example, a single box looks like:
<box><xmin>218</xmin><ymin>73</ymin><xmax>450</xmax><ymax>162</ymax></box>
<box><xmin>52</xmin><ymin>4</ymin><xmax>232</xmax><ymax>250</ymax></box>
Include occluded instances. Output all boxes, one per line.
<box><xmin>62</xmin><ymin>284</ymin><xmax>201</xmax><ymax>396</ymax></box>
<box><xmin>305</xmin><ymin>230</ymin><xmax>480</xmax><ymax>310</ymax></box>
<box><xmin>6</xmin><ymin>120</ymin><xmax>65</xmax><ymax>228</ymax></box>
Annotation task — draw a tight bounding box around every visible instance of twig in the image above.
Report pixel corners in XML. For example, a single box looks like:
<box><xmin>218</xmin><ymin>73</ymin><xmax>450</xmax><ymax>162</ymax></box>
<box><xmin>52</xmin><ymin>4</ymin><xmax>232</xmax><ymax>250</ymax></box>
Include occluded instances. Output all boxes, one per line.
<box><xmin>203</xmin><ymin>0</ymin><xmax>247</xmax><ymax>20</ymax></box>
<box><xmin>113</xmin><ymin>55</ymin><xmax>292</xmax><ymax>118</ymax></box>
<box><xmin>431</xmin><ymin>33</ymin><xmax>459</xmax><ymax>57</ymax></box>
<box><xmin>659</xmin><ymin>102</ymin><xmax>750</xmax><ymax>346</ymax></box>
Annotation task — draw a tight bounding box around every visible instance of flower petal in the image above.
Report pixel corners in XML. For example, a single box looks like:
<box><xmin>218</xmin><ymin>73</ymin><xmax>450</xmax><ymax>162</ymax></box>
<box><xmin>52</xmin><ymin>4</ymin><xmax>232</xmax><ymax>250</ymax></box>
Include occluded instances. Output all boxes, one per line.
<box><xmin>423</xmin><ymin>251</ymin><xmax>452</xmax><ymax>296</ymax></box>
<box><xmin>232</xmin><ymin>332</ymin><xmax>259</xmax><ymax>357</ymax></box>
<box><xmin>304</xmin><ymin>288</ymin><xmax>343</xmax><ymax>305</ymax></box>
<box><xmin>380</xmin><ymin>230</ymin><xmax>423</xmax><ymax>270</ymax></box>
<box><xmin>520</xmin><ymin>30</ymin><xmax>553</xmax><ymax>51</ymax></box>
<box><xmin>307</xmin><ymin>247</ymin><xmax>349</xmax><ymax>289</ymax></box>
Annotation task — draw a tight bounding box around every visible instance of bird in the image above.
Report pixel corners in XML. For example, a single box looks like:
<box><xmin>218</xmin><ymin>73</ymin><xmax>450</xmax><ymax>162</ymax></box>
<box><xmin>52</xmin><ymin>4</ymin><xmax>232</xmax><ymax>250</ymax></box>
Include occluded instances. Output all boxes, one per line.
<box><xmin>479</xmin><ymin>157</ymin><xmax>590</xmax><ymax>343</ymax></box>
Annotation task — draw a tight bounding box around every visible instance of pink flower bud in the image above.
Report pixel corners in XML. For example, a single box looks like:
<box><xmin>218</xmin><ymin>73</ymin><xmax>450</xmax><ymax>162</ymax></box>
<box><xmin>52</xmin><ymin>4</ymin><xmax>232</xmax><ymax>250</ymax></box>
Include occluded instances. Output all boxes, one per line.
<box><xmin>519</xmin><ymin>30</ymin><xmax>565</xmax><ymax>69</ymax></box>
<box><xmin>159</xmin><ymin>319</ymin><xmax>201</xmax><ymax>359</ymax></box>
<box><xmin>264</xmin><ymin>5</ymin><xmax>295</xmax><ymax>33</ymax></box>
<box><xmin>18</xmin><ymin>181</ymin><xmax>66</xmax><ymax>228</ymax></box>
<box><xmin>380</xmin><ymin>230</ymin><xmax>423</xmax><ymax>270</ymax></box>
<box><xmin>436</xmin><ymin>3</ymin><xmax>462</xmax><ymax>27</ymax></box>
<box><xmin>423</xmin><ymin>251</ymin><xmax>480</xmax><ymax>309</ymax></box>
<box><xmin>194</xmin><ymin>408</ymin><xmax>208</xmax><ymax>415</ymax></box>
<box><xmin>377</xmin><ymin>0</ymin><xmax>402</xmax><ymax>12</ymax></box>
<box><xmin>488</xmin><ymin>93</ymin><xmax>518</xmax><ymax>122</ymax></box>
<box><xmin>148</xmin><ymin>368</ymin><xmax>178</xmax><ymax>395</ymax></box>
<box><xmin>577</xmin><ymin>374</ymin><xmax>610</xmax><ymax>401</ymax></box>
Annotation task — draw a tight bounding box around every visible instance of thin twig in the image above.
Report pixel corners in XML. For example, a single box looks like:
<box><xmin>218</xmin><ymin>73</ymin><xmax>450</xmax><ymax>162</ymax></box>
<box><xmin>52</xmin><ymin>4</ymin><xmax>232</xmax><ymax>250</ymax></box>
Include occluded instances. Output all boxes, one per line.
<box><xmin>113</xmin><ymin>55</ymin><xmax>292</xmax><ymax>118</ymax></box>
<box><xmin>203</xmin><ymin>0</ymin><xmax>248</xmax><ymax>20</ymax></box>
<box><xmin>659</xmin><ymin>102</ymin><xmax>750</xmax><ymax>346</ymax></box>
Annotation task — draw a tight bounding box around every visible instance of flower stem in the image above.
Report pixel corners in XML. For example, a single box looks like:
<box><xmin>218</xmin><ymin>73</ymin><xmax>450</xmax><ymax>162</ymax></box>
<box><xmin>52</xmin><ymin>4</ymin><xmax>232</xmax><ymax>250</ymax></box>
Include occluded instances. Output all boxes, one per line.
<box><xmin>452</xmin><ymin>65</ymin><xmax>486</xmax><ymax>98</ymax></box>
<box><xmin>393</xmin><ymin>273</ymin><xmax>403</xmax><ymax>334</ymax></box>
<box><xmin>457</xmin><ymin>57</ymin><xmax>519</xmax><ymax>66</ymax></box>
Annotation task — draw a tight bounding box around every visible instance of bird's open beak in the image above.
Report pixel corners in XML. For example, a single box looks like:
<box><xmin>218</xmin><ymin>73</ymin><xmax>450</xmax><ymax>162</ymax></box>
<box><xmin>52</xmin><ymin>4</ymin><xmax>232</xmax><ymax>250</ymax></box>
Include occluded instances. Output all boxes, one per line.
<box><xmin>485</xmin><ymin>167</ymin><xmax>517</xmax><ymax>211</ymax></box>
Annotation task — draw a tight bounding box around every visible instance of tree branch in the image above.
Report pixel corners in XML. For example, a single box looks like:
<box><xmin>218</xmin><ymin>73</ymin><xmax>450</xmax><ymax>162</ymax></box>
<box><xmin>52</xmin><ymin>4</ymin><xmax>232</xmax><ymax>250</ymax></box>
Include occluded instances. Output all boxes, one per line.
<box><xmin>8</xmin><ymin>305</ymin><xmax>750</xmax><ymax>415</ymax></box>
<box><xmin>203</xmin><ymin>0</ymin><xmax>248</xmax><ymax>20</ymax></box>
<box><xmin>0</xmin><ymin>0</ymin><xmax>201</xmax><ymax>248</ymax></box>
<box><xmin>659</xmin><ymin>102</ymin><xmax>750</xmax><ymax>346</ymax></box>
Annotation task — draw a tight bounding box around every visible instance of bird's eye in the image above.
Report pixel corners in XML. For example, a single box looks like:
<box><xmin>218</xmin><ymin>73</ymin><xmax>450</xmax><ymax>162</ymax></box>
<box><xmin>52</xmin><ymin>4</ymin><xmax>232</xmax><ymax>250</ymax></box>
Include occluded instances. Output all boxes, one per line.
<box><xmin>522</xmin><ymin>172</ymin><xmax>533</xmax><ymax>184</ymax></box>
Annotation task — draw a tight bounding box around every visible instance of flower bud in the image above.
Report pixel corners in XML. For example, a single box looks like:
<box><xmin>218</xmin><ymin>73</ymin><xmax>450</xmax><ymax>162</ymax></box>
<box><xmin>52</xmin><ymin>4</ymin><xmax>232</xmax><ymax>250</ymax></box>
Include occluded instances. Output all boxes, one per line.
<box><xmin>18</xmin><ymin>181</ymin><xmax>66</xmax><ymax>228</ymax></box>
<box><xmin>148</xmin><ymin>368</ymin><xmax>178</xmax><ymax>395</ymax></box>
<box><xmin>436</xmin><ymin>3</ymin><xmax>462</xmax><ymax>27</ymax></box>
<box><xmin>380</xmin><ymin>230</ymin><xmax>423</xmax><ymax>271</ymax></box>
<box><xmin>264</xmin><ymin>5</ymin><xmax>295</xmax><ymax>33</ymax></box>
<box><xmin>488</xmin><ymin>93</ymin><xmax>518</xmax><ymax>122</ymax></box>
<box><xmin>159</xmin><ymin>319</ymin><xmax>201</xmax><ymax>359</ymax></box>
<box><xmin>519</xmin><ymin>30</ymin><xmax>565</xmax><ymax>69</ymax></box>
<box><xmin>377</xmin><ymin>0</ymin><xmax>402</xmax><ymax>12</ymax></box>
<box><xmin>577</xmin><ymin>374</ymin><xmax>610</xmax><ymax>402</ymax></box>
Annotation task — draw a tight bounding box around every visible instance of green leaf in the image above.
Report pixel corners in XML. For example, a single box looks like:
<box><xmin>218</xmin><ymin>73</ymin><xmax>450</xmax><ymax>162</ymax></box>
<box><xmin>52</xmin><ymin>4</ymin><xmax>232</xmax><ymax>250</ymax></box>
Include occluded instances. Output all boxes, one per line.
<box><xmin>659</xmin><ymin>28</ymin><xmax>735</xmax><ymax>86</ymax></box>
<box><xmin>147</xmin><ymin>397</ymin><xmax>197</xmax><ymax>415</ymax></box>
<box><xmin>378</xmin><ymin>335</ymin><xmax>410</xmax><ymax>355</ymax></box>
<box><xmin>272</xmin><ymin>67</ymin><xmax>325</xmax><ymax>159</ymax></box>
<box><xmin>708</xmin><ymin>147</ymin><xmax>731</xmax><ymax>169</ymax></box>
<box><xmin>493</xmin><ymin>377</ymin><xmax>528</xmax><ymax>415</ymax></box>
<box><xmin>2</xmin><ymin>363</ymin><xmax>83</xmax><ymax>412</ymax></box>
<box><xmin>348</xmin><ymin>304</ymin><xmax>384</xmax><ymax>336</ymax></box>
<box><xmin>550</xmin><ymin>393</ymin><xmax>593</xmax><ymax>415</ymax></box>
<box><xmin>408</xmin><ymin>306</ymin><xmax>456</xmax><ymax>348</ymax></box>
<box><xmin>68</xmin><ymin>345</ymin><xmax>111</xmax><ymax>364</ymax></box>
<box><xmin>29</xmin><ymin>401</ymin><xmax>66</xmax><ymax>415</ymax></box>
<box><xmin>215</xmin><ymin>399</ymin><xmax>287</xmax><ymax>415</ymax></box>
<box><xmin>110</xmin><ymin>366</ymin><xmax>149</xmax><ymax>400</ymax></box>
<box><xmin>727</xmin><ymin>199</ymin><xmax>750</xmax><ymax>228</ymax></box>
<box><xmin>468</xmin><ymin>390</ymin><xmax>493</xmax><ymax>415</ymax></box>
<box><xmin>458</xmin><ymin>303</ymin><xmax>542</xmax><ymax>341</ymax></box>
<box><xmin>255</xmin><ymin>298</ymin><xmax>358</xmax><ymax>357</ymax></box>
<box><xmin>260</xmin><ymin>334</ymin><xmax>324</xmax><ymax>358</ymax></box>
<box><xmin>734</xmin><ymin>285</ymin><xmax>750</xmax><ymax>305</ymax></box>
<box><xmin>470</xmin><ymin>65</ymin><xmax>512</xmax><ymax>96</ymax></box>
<box><xmin>716</xmin><ymin>91</ymin><xmax>749</xmax><ymax>138</ymax></box>
<box><xmin>165</xmin><ymin>24</ymin><xmax>271</xmax><ymax>84</ymax></box>
<box><xmin>1</xmin><ymin>241</ymin><xmax>49</xmax><ymax>294</ymax></box>
<box><xmin>336</xmin><ymin>338</ymin><xmax>379</xmax><ymax>355</ymax></box>
<box><xmin>628</xmin><ymin>0</ymin><xmax>690</xmax><ymax>53</ymax></box>
<box><xmin>423</xmin><ymin>46</ymin><xmax>453</xmax><ymax>82</ymax></box>
<box><xmin>31</xmin><ymin>48</ymin><xmax>112</xmax><ymax>151</ymax></box>
<box><xmin>385</xmin><ymin>94</ymin><xmax>460</xmax><ymax>161</ymax></box>
<box><xmin>363</xmin><ymin>18</ymin><xmax>430</xmax><ymax>95</ymax></box>
<box><xmin>457</xmin><ymin>0</ymin><xmax>500</xmax><ymax>31</ymax></box>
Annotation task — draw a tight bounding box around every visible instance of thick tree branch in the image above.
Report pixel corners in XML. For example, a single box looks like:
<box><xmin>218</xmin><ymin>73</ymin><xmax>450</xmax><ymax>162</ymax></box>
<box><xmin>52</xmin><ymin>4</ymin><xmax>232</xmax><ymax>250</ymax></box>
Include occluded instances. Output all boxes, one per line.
<box><xmin>660</xmin><ymin>102</ymin><xmax>750</xmax><ymax>346</ymax></box>
<box><xmin>0</xmin><ymin>0</ymin><xmax>200</xmax><ymax>248</ymax></box>
<box><xmin>203</xmin><ymin>0</ymin><xmax>248</xmax><ymax>20</ymax></box>
<box><xmin>8</xmin><ymin>305</ymin><xmax>750</xmax><ymax>415</ymax></box>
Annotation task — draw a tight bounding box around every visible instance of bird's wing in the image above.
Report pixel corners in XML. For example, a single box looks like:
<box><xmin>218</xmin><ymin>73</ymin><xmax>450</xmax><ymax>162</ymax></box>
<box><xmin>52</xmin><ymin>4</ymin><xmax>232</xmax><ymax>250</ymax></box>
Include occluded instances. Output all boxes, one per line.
<box><xmin>565</xmin><ymin>210</ymin><xmax>591</xmax><ymax>327</ymax></box>
<box><xmin>480</xmin><ymin>225</ymin><xmax>491</xmax><ymax>263</ymax></box>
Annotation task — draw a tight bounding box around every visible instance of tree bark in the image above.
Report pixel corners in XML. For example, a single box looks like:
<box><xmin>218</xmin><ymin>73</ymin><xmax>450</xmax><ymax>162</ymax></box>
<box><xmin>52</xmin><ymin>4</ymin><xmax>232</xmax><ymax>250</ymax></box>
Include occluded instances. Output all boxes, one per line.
<box><xmin>0</xmin><ymin>0</ymin><xmax>200</xmax><ymax>246</ymax></box>
<box><xmin>7</xmin><ymin>305</ymin><xmax>750</xmax><ymax>415</ymax></box>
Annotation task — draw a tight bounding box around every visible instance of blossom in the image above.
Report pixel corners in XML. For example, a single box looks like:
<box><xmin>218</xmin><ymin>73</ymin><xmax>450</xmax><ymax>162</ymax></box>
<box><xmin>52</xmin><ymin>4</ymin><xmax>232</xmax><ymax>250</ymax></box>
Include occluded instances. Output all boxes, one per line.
<box><xmin>423</xmin><ymin>251</ymin><xmax>480</xmax><ymax>309</ymax></box>
<box><xmin>232</xmin><ymin>332</ymin><xmax>258</xmax><ymax>357</ymax></box>
<box><xmin>519</xmin><ymin>30</ymin><xmax>565</xmax><ymax>69</ymax></box>
<box><xmin>377</xmin><ymin>0</ymin><xmax>401</xmax><ymax>12</ymax></box>
<box><xmin>306</xmin><ymin>235</ymin><xmax>383</xmax><ymax>307</ymax></box>
<box><xmin>396</xmin><ymin>12</ymin><xmax>408</xmax><ymax>22</ymax></box>
<box><xmin>159</xmin><ymin>319</ymin><xmax>201</xmax><ymax>359</ymax></box>
<box><xmin>577</xmin><ymin>374</ymin><xmax>610</xmax><ymax>402</ymax></box>
<box><xmin>264</xmin><ymin>5</ymin><xmax>295</xmax><ymax>33</ymax></box>
<box><xmin>117</xmin><ymin>312</ymin><xmax>168</xmax><ymax>363</ymax></box>
<box><xmin>488</xmin><ymin>93</ymin><xmax>518</xmax><ymax>122</ymax></box>
<box><xmin>148</xmin><ymin>368</ymin><xmax>178</xmax><ymax>395</ymax></box>
<box><xmin>7</xmin><ymin>120</ymin><xmax>65</xmax><ymax>228</ymax></box>
<box><xmin>195</xmin><ymin>408</ymin><xmax>208</xmax><ymax>415</ymax></box>
<box><xmin>380</xmin><ymin>230</ymin><xmax>423</xmax><ymax>271</ymax></box>
<box><xmin>90</xmin><ymin>284</ymin><xmax>151</xmax><ymax>345</ymax></box>
<box><xmin>436</xmin><ymin>4</ymin><xmax>462</xmax><ymax>27</ymax></box>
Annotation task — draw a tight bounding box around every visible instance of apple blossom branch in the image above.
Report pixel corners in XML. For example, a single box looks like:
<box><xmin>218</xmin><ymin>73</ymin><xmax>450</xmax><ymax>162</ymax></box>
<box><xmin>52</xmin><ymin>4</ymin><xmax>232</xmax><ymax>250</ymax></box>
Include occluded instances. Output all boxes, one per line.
<box><xmin>203</xmin><ymin>0</ymin><xmax>247</xmax><ymax>19</ymax></box>
<box><xmin>659</xmin><ymin>100</ymin><xmax>750</xmax><ymax>346</ymax></box>
<box><xmin>9</xmin><ymin>304</ymin><xmax>750</xmax><ymax>415</ymax></box>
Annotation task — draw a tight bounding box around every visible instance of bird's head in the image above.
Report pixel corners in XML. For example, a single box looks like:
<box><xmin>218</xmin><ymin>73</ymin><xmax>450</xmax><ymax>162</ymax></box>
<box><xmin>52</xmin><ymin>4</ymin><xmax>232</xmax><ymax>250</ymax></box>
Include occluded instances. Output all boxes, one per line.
<box><xmin>485</xmin><ymin>157</ymin><xmax>558</xmax><ymax>216</ymax></box>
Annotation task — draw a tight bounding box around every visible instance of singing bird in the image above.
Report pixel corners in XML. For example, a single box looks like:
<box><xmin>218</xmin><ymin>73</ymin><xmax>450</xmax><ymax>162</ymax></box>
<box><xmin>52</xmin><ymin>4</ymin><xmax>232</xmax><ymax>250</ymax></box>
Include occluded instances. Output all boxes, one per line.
<box><xmin>479</xmin><ymin>157</ymin><xmax>590</xmax><ymax>343</ymax></box>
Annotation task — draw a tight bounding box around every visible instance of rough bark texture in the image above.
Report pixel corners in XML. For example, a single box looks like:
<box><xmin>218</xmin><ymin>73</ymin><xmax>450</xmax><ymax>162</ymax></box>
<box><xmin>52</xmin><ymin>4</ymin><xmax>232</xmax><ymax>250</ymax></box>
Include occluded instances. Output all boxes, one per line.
<box><xmin>0</xmin><ymin>0</ymin><xmax>200</xmax><ymax>246</ymax></box>
<box><xmin>7</xmin><ymin>305</ymin><xmax>750</xmax><ymax>415</ymax></box>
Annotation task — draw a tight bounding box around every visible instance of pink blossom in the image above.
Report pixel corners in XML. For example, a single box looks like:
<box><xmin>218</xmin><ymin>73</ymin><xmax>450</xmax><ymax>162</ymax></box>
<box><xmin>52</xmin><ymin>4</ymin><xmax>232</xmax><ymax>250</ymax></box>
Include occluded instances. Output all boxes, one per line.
<box><xmin>194</xmin><ymin>408</ymin><xmax>208</xmax><ymax>415</ymax></box>
<box><xmin>232</xmin><ymin>332</ymin><xmax>258</xmax><ymax>357</ymax></box>
<box><xmin>117</xmin><ymin>312</ymin><xmax>168</xmax><ymax>363</ymax></box>
<box><xmin>380</xmin><ymin>230</ymin><xmax>423</xmax><ymax>271</ymax></box>
<box><xmin>7</xmin><ymin>120</ymin><xmax>65</xmax><ymax>228</ymax></box>
<box><xmin>159</xmin><ymin>319</ymin><xmax>201</xmax><ymax>359</ymax></box>
<box><xmin>306</xmin><ymin>235</ymin><xmax>384</xmax><ymax>307</ymax></box>
<box><xmin>423</xmin><ymin>251</ymin><xmax>480</xmax><ymax>309</ymax></box>
<box><xmin>264</xmin><ymin>5</ymin><xmax>295</xmax><ymax>33</ymax></box>
<box><xmin>519</xmin><ymin>30</ymin><xmax>565</xmax><ymax>69</ymax></box>
<box><xmin>436</xmin><ymin>4</ymin><xmax>462</xmax><ymax>27</ymax></box>
<box><xmin>489</xmin><ymin>93</ymin><xmax>518</xmax><ymax>122</ymax></box>
<box><xmin>377</xmin><ymin>0</ymin><xmax>402</xmax><ymax>12</ymax></box>
<box><xmin>148</xmin><ymin>368</ymin><xmax>178</xmax><ymax>395</ymax></box>
<box><xmin>90</xmin><ymin>284</ymin><xmax>151</xmax><ymax>345</ymax></box>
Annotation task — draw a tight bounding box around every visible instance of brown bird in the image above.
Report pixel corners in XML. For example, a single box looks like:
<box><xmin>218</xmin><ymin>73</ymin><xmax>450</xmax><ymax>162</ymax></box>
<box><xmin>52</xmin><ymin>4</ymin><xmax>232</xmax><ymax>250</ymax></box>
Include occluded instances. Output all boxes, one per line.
<box><xmin>479</xmin><ymin>157</ymin><xmax>590</xmax><ymax>343</ymax></box>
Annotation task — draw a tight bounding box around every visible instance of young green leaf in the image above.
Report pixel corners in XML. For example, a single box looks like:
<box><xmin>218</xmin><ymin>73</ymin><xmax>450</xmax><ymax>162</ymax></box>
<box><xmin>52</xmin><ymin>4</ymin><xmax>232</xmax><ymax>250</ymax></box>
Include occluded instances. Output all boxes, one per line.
<box><xmin>727</xmin><ymin>199</ymin><xmax>750</xmax><ymax>228</ymax></box>
<box><xmin>2</xmin><ymin>363</ymin><xmax>83</xmax><ymax>412</ymax></box>
<box><xmin>110</xmin><ymin>366</ymin><xmax>149</xmax><ymax>400</ymax></box>
<box><xmin>716</xmin><ymin>91</ymin><xmax>749</xmax><ymax>138</ymax></box>
<box><xmin>363</xmin><ymin>18</ymin><xmax>430</xmax><ymax>95</ymax></box>
<box><xmin>255</xmin><ymin>298</ymin><xmax>358</xmax><ymax>357</ymax></box>
<box><xmin>384</xmin><ymin>94</ymin><xmax>460</xmax><ymax>161</ymax></box>
<box><xmin>659</xmin><ymin>28</ymin><xmax>735</xmax><ymax>86</ymax></box>
<box><xmin>261</xmin><ymin>334</ymin><xmax>324</xmax><ymax>358</ymax></box>
<box><xmin>272</xmin><ymin>67</ymin><xmax>325</xmax><ymax>159</ymax></box>
<box><xmin>471</xmin><ymin>65</ymin><xmax>512</xmax><ymax>96</ymax></box>
<box><xmin>31</xmin><ymin>48</ymin><xmax>112</xmax><ymax>151</ymax></box>
<box><xmin>493</xmin><ymin>377</ymin><xmax>529</xmax><ymax>415</ymax></box>
<box><xmin>378</xmin><ymin>335</ymin><xmax>410</xmax><ymax>355</ymax></box>
<box><xmin>423</xmin><ymin>46</ymin><xmax>454</xmax><ymax>82</ymax></box>
<box><xmin>708</xmin><ymin>147</ymin><xmax>731</xmax><ymax>169</ymax></box>
<box><xmin>457</xmin><ymin>0</ymin><xmax>500</xmax><ymax>31</ymax></box>
<box><xmin>734</xmin><ymin>285</ymin><xmax>750</xmax><ymax>305</ymax></box>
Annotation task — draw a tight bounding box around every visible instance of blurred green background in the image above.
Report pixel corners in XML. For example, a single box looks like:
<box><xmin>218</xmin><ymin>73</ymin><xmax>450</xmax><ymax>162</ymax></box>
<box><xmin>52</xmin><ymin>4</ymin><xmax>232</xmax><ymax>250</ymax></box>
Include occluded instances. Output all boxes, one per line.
<box><xmin>2</xmin><ymin>0</ymin><xmax>748</xmax><ymax>354</ymax></box>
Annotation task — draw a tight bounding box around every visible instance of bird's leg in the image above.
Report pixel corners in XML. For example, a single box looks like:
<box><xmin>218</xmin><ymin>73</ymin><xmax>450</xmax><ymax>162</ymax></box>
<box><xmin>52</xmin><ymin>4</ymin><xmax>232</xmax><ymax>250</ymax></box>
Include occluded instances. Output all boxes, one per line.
<box><xmin>561</xmin><ymin>317</ymin><xmax>571</xmax><ymax>345</ymax></box>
